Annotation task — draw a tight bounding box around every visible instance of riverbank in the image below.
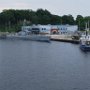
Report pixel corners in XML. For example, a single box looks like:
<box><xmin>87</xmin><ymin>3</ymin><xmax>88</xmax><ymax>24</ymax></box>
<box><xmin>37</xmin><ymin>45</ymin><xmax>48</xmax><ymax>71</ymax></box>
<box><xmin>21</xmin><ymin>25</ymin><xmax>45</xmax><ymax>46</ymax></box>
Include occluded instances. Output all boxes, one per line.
<box><xmin>0</xmin><ymin>32</ymin><xmax>80</xmax><ymax>44</ymax></box>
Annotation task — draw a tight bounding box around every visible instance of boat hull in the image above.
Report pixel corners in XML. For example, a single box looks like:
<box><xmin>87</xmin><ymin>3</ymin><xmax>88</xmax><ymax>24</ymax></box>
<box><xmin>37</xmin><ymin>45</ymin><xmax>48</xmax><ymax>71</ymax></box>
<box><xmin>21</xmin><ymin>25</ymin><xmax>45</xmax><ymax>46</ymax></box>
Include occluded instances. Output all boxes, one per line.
<box><xmin>6</xmin><ymin>35</ymin><xmax>50</xmax><ymax>42</ymax></box>
<box><xmin>80</xmin><ymin>45</ymin><xmax>90</xmax><ymax>51</ymax></box>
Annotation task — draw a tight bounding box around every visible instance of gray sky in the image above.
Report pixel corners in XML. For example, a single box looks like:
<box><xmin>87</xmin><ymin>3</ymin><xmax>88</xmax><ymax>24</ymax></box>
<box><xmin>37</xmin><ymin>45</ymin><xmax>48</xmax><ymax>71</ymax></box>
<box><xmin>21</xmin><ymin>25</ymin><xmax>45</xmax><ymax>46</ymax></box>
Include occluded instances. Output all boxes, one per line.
<box><xmin>0</xmin><ymin>0</ymin><xmax>90</xmax><ymax>18</ymax></box>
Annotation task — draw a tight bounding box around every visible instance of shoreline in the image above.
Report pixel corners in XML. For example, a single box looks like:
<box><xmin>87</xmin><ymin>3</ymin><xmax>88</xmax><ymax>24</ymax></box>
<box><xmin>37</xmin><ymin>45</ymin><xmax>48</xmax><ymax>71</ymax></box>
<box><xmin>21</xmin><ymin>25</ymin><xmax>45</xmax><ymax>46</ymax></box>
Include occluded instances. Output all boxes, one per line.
<box><xmin>50</xmin><ymin>35</ymin><xmax>79</xmax><ymax>44</ymax></box>
<box><xmin>0</xmin><ymin>33</ymin><xmax>80</xmax><ymax>44</ymax></box>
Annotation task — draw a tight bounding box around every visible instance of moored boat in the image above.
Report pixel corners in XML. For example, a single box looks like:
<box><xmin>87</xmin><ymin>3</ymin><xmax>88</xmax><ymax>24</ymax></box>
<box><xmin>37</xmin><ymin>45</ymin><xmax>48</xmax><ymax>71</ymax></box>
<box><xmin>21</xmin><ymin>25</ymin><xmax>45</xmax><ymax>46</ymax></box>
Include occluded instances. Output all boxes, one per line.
<box><xmin>80</xmin><ymin>22</ymin><xmax>90</xmax><ymax>51</ymax></box>
<box><xmin>6</xmin><ymin>33</ymin><xmax>50</xmax><ymax>42</ymax></box>
<box><xmin>80</xmin><ymin>35</ymin><xmax>90</xmax><ymax>51</ymax></box>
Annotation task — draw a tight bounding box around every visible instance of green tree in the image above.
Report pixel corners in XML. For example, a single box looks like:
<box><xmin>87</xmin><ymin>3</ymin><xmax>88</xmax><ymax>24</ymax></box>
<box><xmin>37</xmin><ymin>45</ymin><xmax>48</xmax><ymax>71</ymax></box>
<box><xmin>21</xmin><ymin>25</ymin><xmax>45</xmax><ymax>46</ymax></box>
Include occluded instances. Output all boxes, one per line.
<box><xmin>62</xmin><ymin>15</ymin><xmax>75</xmax><ymax>25</ymax></box>
<box><xmin>76</xmin><ymin>15</ymin><xmax>84</xmax><ymax>30</ymax></box>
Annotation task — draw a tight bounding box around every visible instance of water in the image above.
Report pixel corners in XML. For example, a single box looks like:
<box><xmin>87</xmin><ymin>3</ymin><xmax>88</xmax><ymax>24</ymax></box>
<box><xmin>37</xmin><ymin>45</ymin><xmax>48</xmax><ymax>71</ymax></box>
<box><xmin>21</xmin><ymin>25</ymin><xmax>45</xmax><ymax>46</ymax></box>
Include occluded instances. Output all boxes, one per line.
<box><xmin>0</xmin><ymin>40</ymin><xmax>90</xmax><ymax>90</ymax></box>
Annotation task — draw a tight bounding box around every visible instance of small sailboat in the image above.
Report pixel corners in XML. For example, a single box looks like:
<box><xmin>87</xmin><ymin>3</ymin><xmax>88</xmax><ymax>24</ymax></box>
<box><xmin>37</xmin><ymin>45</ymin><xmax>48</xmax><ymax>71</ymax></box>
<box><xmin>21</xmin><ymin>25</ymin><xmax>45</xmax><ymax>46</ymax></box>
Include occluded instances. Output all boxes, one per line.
<box><xmin>80</xmin><ymin>22</ymin><xmax>90</xmax><ymax>51</ymax></box>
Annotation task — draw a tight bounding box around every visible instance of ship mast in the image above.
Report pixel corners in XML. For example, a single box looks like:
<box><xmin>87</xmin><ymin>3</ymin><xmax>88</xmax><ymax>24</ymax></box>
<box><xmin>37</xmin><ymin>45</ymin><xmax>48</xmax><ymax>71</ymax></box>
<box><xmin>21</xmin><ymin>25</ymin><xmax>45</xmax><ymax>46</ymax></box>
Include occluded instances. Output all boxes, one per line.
<box><xmin>85</xmin><ymin>21</ymin><xmax>89</xmax><ymax>36</ymax></box>
<box><xmin>85</xmin><ymin>22</ymin><xmax>88</xmax><ymax>36</ymax></box>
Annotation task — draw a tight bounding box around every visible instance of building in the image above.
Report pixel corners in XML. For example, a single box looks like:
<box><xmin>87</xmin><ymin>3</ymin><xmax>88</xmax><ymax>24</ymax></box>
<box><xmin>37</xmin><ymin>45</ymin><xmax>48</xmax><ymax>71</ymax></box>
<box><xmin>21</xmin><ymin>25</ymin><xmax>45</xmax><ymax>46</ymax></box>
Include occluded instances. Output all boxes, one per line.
<box><xmin>21</xmin><ymin>24</ymin><xmax>78</xmax><ymax>35</ymax></box>
<box><xmin>37</xmin><ymin>25</ymin><xmax>51</xmax><ymax>34</ymax></box>
<box><xmin>50</xmin><ymin>25</ymin><xmax>59</xmax><ymax>34</ymax></box>
<box><xmin>21</xmin><ymin>25</ymin><xmax>51</xmax><ymax>34</ymax></box>
<box><xmin>57</xmin><ymin>25</ymin><xmax>78</xmax><ymax>35</ymax></box>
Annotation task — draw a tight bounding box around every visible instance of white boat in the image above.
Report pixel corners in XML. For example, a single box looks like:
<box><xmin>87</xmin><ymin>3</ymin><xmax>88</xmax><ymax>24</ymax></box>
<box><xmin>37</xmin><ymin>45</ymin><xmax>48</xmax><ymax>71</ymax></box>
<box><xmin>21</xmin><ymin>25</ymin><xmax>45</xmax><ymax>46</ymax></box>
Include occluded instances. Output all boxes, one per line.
<box><xmin>6</xmin><ymin>33</ymin><xmax>50</xmax><ymax>42</ymax></box>
<box><xmin>1</xmin><ymin>25</ymin><xmax>51</xmax><ymax>42</ymax></box>
<box><xmin>80</xmin><ymin>22</ymin><xmax>90</xmax><ymax>51</ymax></box>
<box><xmin>80</xmin><ymin>35</ymin><xmax>90</xmax><ymax>51</ymax></box>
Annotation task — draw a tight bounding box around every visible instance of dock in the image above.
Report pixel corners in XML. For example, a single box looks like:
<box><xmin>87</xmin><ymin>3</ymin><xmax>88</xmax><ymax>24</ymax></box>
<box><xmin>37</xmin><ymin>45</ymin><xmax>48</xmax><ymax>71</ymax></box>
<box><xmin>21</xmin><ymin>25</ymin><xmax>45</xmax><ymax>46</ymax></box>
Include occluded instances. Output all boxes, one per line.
<box><xmin>0</xmin><ymin>32</ymin><xmax>80</xmax><ymax>44</ymax></box>
<box><xmin>50</xmin><ymin>35</ymin><xmax>79</xmax><ymax>44</ymax></box>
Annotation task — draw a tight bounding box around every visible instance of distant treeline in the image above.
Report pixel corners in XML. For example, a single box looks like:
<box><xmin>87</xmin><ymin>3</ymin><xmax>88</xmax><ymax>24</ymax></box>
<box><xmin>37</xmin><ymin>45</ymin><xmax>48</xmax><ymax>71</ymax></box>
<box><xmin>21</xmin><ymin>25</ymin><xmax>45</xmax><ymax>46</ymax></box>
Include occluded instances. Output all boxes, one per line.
<box><xmin>0</xmin><ymin>9</ymin><xmax>90</xmax><ymax>32</ymax></box>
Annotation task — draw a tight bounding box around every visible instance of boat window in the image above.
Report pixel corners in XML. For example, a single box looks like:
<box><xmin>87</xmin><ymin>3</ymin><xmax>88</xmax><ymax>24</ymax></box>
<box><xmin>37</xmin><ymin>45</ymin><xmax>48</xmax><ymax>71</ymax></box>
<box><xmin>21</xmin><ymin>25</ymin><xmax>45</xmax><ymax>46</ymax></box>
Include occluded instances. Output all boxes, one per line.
<box><xmin>32</xmin><ymin>28</ymin><xmax>40</xmax><ymax>30</ymax></box>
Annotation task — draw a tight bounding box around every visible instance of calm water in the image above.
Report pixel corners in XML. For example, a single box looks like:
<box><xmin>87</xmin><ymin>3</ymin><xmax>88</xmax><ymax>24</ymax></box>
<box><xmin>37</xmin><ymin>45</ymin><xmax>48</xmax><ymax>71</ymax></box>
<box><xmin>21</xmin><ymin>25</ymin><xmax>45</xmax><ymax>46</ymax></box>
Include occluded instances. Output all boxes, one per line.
<box><xmin>0</xmin><ymin>40</ymin><xmax>90</xmax><ymax>90</ymax></box>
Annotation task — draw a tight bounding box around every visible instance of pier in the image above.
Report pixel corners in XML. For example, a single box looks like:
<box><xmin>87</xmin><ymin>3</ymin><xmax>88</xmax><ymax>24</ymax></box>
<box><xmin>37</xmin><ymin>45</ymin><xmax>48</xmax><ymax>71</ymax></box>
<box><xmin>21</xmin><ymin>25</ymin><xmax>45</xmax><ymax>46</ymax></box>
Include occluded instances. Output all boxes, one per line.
<box><xmin>0</xmin><ymin>32</ymin><xmax>80</xmax><ymax>44</ymax></box>
<box><xmin>50</xmin><ymin>35</ymin><xmax>79</xmax><ymax>44</ymax></box>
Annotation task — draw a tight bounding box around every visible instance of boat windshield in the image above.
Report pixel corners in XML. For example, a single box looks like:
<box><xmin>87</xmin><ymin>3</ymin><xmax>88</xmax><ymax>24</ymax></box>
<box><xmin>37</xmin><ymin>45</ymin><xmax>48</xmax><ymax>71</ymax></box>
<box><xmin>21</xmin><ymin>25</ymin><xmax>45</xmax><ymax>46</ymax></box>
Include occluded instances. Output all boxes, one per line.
<box><xmin>86</xmin><ymin>41</ymin><xmax>90</xmax><ymax>45</ymax></box>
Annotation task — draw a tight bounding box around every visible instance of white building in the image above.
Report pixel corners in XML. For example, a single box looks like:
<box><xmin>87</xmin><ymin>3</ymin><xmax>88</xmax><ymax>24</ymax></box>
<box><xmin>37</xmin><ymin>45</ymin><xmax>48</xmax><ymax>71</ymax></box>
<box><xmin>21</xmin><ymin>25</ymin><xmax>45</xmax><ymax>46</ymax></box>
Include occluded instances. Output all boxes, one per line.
<box><xmin>21</xmin><ymin>24</ymin><xmax>78</xmax><ymax>35</ymax></box>
<box><xmin>57</xmin><ymin>25</ymin><xmax>78</xmax><ymax>34</ymax></box>
<box><xmin>21</xmin><ymin>25</ymin><xmax>51</xmax><ymax>34</ymax></box>
<box><xmin>37</xmin><ymin>25</ymin><xmax>51</xmax><ymax>34</ymax></box>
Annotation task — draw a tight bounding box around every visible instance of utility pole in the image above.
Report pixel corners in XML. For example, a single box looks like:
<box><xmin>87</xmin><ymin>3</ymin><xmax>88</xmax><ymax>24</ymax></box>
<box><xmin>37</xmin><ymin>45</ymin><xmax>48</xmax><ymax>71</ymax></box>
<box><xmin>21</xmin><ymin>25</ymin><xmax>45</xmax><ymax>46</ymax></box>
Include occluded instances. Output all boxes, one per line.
<box><xmin>88</xmin><ymin>20</ymin><xmax>89</xmax><ymax>30</ymax></box>
<box><xmin>85</xmin><ymin>22</ymin><xmax>89</xmax><ymax>36</ymax></box>
<box><xmin>79</xmin><ymin>20</ymin><xmax>80</xmax><ymax>31</ymax></box>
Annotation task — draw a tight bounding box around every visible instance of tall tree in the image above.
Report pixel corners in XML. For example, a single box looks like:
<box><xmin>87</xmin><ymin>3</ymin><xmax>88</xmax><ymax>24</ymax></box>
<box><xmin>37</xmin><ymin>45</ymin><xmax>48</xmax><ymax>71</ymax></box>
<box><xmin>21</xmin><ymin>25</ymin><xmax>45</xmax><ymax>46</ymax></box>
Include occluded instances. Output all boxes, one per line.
<box><xmin>76</xmin><ymin>15</ymin><xmax>84</xmax><ymax>30</ymax></box>
<box><xmin>62</xmin><ymin>15</ymin><xmax>75</xmax><ymax>25</ymax></box>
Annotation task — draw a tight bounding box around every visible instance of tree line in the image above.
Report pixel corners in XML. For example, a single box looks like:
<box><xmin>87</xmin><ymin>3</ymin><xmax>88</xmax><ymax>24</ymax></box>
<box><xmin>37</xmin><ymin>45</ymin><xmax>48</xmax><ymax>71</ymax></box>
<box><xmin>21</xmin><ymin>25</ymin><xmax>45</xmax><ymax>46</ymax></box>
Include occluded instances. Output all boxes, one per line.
<box><xmin>0</xmin><ymin>9</ymin><xmax>90</xmax><ymax>32</ymax></box>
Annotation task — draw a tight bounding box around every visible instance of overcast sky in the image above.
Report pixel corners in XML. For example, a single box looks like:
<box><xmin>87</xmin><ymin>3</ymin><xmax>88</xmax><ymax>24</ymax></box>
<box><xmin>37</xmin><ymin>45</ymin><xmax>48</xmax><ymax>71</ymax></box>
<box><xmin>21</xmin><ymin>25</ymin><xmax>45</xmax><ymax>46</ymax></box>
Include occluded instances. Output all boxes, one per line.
<box><xmin>0</xmin><ymin>0</ymin><xmax>90</xmax><ymax>18</ymax></box>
